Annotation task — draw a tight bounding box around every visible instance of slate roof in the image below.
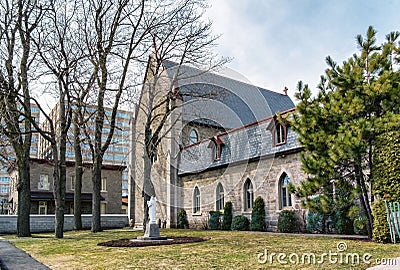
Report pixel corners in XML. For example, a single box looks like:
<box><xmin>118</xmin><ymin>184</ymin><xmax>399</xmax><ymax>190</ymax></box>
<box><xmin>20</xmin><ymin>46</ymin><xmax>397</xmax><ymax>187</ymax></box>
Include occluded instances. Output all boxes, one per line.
<box><xmin>178</xmin><ymin>111</ymin><xmax>302</xmax><ymax>175</ymax></box>
<box><xmin>162</xmin><ymin>60</ymin><xmax>294</xmax><ymax>129</ymax></box>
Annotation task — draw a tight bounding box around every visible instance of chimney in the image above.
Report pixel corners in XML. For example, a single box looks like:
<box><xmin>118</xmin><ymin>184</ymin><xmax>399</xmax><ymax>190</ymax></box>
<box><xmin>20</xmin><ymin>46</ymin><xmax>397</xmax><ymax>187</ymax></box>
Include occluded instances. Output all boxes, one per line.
<box><xmin>283</xmin><ymin>87</ymin><xmax>288</xmax><ymax>96</ymax></box>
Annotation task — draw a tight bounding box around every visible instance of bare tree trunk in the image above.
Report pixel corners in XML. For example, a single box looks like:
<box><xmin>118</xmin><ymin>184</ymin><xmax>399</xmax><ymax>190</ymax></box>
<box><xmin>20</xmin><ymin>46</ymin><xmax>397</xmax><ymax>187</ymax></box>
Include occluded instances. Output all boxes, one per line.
<box><xmin>55</xmin><ymin>96</ymin><xmax>68</xmax><ymax>238</ymax></box>
<box><xmin>91</xmin><ymin>153</ymin><xmax>103</xmax><ymax>233</ymax></box>
<box><xmin>52</xmin><ymin>137</ymin><xmax>67</xmax><ymax>239</ymax></box>
<box><xmin>73</xmin><ymin>111</ymin><xmax>83</xmax><ymax>230</ymax></box>
<box><xmin>16</xmin><ymin>156</ymin><xmax>31</xmax><ymax>237</ymax></box>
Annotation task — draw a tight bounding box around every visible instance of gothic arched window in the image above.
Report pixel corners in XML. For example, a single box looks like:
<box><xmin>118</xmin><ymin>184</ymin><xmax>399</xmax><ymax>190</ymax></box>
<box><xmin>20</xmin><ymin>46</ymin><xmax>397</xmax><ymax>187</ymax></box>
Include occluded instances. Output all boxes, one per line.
<box><xmin>244</xmin><ymin>179</ymin><xmax>254</xmax><ymax>211</ymax></box>
<box><xmin>216</xmin><ymin>183</ymin><xmax>224</xmax><ymax>211</ymax></box>
<box><xmin>193</xmin><ymin>186</ymin><xmax>201</xmax><ymax>213</ymax></box>
<box><xmin>279</xmin><ymin>173</ymin><xmax>292</xmax><ymax>209</ymax></box>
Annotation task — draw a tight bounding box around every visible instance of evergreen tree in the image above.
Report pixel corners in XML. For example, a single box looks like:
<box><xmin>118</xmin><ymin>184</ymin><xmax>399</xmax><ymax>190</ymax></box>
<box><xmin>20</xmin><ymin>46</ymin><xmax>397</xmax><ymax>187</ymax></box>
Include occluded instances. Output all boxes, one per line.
<box><xmin>222</xmin><ymin>201</ymin><xmax>233</xmax><ymax>230</ymax></box>
<box><xmin>288</xmin><ymin>26</ymin><xmax>400</xmax><ymax>239</ymax></box>
<box><xmin>250</xmin><ymin>197</ymin><xmax>266</xmax><ymax>231</ymax></box>
<box><xmin>372</xmin><ymin>114</ymin><xmax>400</xmax><ymax>242</ymax></box>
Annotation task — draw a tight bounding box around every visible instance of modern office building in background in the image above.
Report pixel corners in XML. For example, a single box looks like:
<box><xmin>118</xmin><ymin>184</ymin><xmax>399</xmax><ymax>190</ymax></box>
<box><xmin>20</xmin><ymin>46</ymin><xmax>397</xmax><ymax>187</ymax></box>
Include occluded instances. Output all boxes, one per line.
<box><xmin>38</xmin><ymin>102</ymin><xmax>133</xmax><ymax>197</ymax></box>
<box><xmin>0</xmin><ymin>103</ymin><xmax>41</xmax><ymax>211</ymax></box>
<box><xmin>2</xmin><ymin>102</ymin><xmax>132</xmax><ymax>214</ymax></box>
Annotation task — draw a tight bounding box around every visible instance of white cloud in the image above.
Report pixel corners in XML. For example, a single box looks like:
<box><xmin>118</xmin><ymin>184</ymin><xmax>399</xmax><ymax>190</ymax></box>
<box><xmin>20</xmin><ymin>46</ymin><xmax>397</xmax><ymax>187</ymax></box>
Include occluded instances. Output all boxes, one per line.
<box><xmin>206</xmin><ymin>0</ymin><xmax>400</xmax><ymax>102</ymax></box>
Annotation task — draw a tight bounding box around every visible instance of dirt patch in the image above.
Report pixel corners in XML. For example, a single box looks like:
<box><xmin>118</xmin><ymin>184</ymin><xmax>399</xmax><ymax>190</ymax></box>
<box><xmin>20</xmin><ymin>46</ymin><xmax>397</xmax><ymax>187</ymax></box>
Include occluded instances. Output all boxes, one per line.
<box><xmin>98</xmin><ymin>237</ymin><xmax>208</xmax><ymax>247</ymax></box>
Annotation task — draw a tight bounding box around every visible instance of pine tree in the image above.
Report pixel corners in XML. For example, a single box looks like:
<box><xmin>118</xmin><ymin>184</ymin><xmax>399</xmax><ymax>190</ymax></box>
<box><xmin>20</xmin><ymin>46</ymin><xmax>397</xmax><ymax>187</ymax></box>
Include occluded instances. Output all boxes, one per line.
<box><xmin>288</xmin><ymin>26</ymin><xmax>400</xmax><ymax>239</ymax></box>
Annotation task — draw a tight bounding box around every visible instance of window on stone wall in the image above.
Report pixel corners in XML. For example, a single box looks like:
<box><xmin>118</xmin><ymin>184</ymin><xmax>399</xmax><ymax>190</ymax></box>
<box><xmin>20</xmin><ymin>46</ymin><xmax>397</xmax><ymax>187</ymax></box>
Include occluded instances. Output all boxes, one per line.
<box><xmin>193</xmin><ymin>186</ymin><xmax>201</xmax><ymax>213</ymax></box>
<box><xmin>279</xmin><ymin>173</ymin><xmax>292</xmax><ymax>209</ymax></box>
<box><xmin>38</xmin><ymin>174</ymin><xmax>49</xmax><ymax>190</ymax></box>
<box><xmin>189</xmin><ymin>129</ymin><xmax>199</xmax><ymax>144</ymax></box>
<box><xmin>244</xmin><ymin>179</ymin><xmax>254</xmax><ymax>211</ymax></box>
<box><xmin>101</xmin><ymin>177</ymin><xmax>107</xmax><ymax>192</ymax></box>
<box><xmin>216</xmin><ymin>183</ymin><xmax>224</xmax><ymax>211</ymax></box>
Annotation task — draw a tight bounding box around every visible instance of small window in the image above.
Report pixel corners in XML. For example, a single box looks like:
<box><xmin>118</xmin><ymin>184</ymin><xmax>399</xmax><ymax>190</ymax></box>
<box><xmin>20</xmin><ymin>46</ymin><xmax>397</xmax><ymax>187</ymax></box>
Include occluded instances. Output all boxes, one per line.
<box><xmin>275</xmin><ymin>123</ymin><xmax>286</xmax><ymax>145</ymax></box>
<box><xmin>39</xmin><ymin>201</ymin><xmax>47</xmax><ymax>215</ymax></box>
<box><xmin>193</xmin><ymin>187</ymin><xmax>201</xmax><ymax>213</ymax></box>
<box><xmin>71</xmin><ymin>176</ymin><xmax>75</xmax><ymax>190</ymax></box>
<box><xmin>279</xmin><ymin>173</ymin><xmax>292</xmax><ymax>209</ymax></box>
<box><xmin>216</xmin><ymin>183</ymin><xmax>224</xmax><ymax>211</ymax></box>
<box><xmin>244</xmin><ymin>179</ymin><xmax>254</xmax><ymax>211</ymax></box>
<box><xmin>101</xmin><ymin>177</ymin><xmax>107</xmax><ymax>192</ymax></box>
<box><xmin>38</xmin><ymin>174</ymin><xmax>49</xmax><ymax>190</ymax></box>
<box><xmin>208</xmin><ymin>137</ymin><xmax>224</xmax><ymax>161</ymax></box>
<box><xmin>189</xmin><ymin>129</ymin><xmax>198</xmax><ymax>144</ymax></box>
<box><xmin>211</xmin><ymin>142</ymin><xmax>221</xmax><ymax>161</ymax></box>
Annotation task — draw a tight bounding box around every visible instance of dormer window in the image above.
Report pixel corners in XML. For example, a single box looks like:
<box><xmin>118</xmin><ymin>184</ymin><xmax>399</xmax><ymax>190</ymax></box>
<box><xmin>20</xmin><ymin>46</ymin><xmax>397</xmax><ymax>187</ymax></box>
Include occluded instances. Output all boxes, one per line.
<box><xmin>275</xmin><ymin>122</ymin><xmax>286</xmax><ymax>145</ymax></box>
<box><xmin>211</xmin><ymin>141</ymin><xmax>221</xmax><ymax>161</ymax></box>
<box><xmin>267</xmin><ymin>117</ymin><xmax>287</xmax><ymax>146</ymax></box>
<box><xmin>208</xmin><ymin>136</ymin><xmax>224</xmax><ymax>161</ymax></box>
<box><xmin>189</xmin><ymin>129</ymin><xmax>198</xmax><ymax>144</ymax></box>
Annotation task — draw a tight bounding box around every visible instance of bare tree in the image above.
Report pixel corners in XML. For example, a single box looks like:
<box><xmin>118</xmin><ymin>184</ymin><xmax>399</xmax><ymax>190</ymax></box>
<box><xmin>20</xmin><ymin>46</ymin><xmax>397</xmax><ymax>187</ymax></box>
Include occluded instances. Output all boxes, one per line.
<box><xmin>78</xmin><ymin>0</ymin><xmax>148</xmax><ymax>232</ymax></box>
<box><xmin>133</xmin><ymin>0</ymin><xmax>228</xmax><ymax>228</ymax></box>
<box><xmin>0</xmin><ymin>0</ymin><xmax>44</xmax><ymax>237</ymax></box>
<box><xmin>30</xmin><ymin>0</ymin><xmax>83</xmax><ymax>238</ymax></box>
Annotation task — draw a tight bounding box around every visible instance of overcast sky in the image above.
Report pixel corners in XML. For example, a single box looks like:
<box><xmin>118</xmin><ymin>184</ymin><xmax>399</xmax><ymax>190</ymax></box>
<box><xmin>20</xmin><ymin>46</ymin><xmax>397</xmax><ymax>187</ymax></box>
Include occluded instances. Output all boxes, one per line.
<box><xmin>206</xmin><ymin>0</ymin><xmax>400</xmax><ymax>102</ymax></box>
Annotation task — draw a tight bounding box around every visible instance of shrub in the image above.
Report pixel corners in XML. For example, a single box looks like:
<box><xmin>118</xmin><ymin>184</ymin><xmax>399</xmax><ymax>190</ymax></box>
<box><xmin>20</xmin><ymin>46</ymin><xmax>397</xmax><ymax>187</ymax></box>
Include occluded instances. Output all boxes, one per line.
<box><xmin>222</xmin><ymin>201</ymin><xmax>233</xmax><ymax>230</ymax></box>
<box><xmin>334</xmin><ymin>209</ymin><xmax>354</xmax><ymax>235</ymax></box>
<box><xmin>250</xmin><ymin>196</ymin><xmax>266</xmax><ymax>231</ymax></box>
<box><xmin>278</xmin><ymin>210</ymin><xmax>299</xmax><ymax>233</ymax></box>
<box><xmin>373</xmin><ymin>117</ymin><xmax>400</xmax><ymax>202</ymax></box>
<box><xmin>372</xmin><ymin>200</ymin><xmax>391</xmax><ymax>243</ymax></box>
<box><xmin>209</xmin><ymin>211</ymin><xmax>221</xmax><ymax>230</ymax></box>
<box><xmin>353</xmin><ymin>216</ymin><xmax>368</xmax><ymax>236</ymax></box>
<box><xmin>177</xmin><ymin>209</ymin><xmax>189</xmax><ymax>229</ymax></box>
<box><xmin>231</xmin><ymin>215</ymin><xmax>250</xmax><ymax>231</ymax></box>
<box><xmin>348</xmin><ymin>205</ymin><xmax>368</xmax><ymax>235</ymax></box>
<box><xmin>372</xmin><ymin>117</ymin><xmax>400</xmax><ymax>243</ymax></box>
<box><xmin>306</xmin><ymin>210</ymin><xmax>329</xmax><ymax>233</ymax></box>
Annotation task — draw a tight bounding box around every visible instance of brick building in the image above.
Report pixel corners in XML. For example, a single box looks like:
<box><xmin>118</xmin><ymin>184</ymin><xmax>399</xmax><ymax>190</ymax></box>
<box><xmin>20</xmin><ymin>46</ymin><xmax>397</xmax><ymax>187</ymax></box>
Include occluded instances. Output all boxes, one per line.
<box><xmin>8</xmin><ymin>158</ymin><xmax>125</xmax><ymax>214</ymax></box>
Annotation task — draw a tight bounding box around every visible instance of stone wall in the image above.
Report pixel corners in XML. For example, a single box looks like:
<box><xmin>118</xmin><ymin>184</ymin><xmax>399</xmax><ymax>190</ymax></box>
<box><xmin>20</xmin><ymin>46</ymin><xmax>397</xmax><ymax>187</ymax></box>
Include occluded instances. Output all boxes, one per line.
<box><xmin>0</xmin><ymin>214</ymin><xmax>129</xmax><ymax>234</ymax></box>
<box><xmin>180</xmin><ymin>151</ymin><xmax>307</xmax><ymax>231</ymax></box>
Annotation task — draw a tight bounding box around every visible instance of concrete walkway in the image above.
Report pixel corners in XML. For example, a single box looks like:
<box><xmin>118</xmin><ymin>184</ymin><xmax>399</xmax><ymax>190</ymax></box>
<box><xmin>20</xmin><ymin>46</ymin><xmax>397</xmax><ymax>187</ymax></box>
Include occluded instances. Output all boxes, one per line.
<box><xmin>0</xmin><ymin>238</ymin><xmax>50</xmax><ymax>270</ymax></box>
<box><xmin>367</xmin><ymin>258</ymin><xmax>400</xmax><ymax>270</ymax></box>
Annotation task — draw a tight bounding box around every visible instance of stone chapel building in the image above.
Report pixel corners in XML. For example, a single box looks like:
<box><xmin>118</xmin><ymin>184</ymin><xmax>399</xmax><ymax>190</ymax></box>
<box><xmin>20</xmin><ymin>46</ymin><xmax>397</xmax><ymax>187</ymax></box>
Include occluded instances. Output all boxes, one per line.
<box><xmin>129</xmin><ymin>58</ymin><xmax>307</xmax><ymax>230</ymax></box>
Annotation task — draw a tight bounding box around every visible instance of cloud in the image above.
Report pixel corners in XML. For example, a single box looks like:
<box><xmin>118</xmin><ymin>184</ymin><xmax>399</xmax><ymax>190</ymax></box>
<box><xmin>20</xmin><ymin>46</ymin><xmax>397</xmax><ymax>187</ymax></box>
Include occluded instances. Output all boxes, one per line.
<box><xmin>206</xmin><ymin>0</ymin><xmax>400</xmax><ymax>101</ymax></box>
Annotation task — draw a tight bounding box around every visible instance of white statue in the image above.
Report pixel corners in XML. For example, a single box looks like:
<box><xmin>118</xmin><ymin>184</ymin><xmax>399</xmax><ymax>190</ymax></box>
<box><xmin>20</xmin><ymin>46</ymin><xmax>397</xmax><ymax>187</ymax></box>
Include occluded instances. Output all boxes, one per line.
<box><xmin>147</xmin><ymin>196</ymin><xmax>157</xmax><ymax>224</ymax></box>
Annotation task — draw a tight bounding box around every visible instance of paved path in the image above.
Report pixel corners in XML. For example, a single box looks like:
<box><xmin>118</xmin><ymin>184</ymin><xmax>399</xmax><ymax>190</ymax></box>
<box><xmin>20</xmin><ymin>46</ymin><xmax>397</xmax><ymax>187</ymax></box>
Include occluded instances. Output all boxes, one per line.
<box><xmin>367</xmin><ymin>258</ymin><xmax>400</xmax><ymax>270</ymax></box>
<box><xmin>0</xmin><ymin>238</ymin><xmax>50</xmax><ymax>270</ymax></box>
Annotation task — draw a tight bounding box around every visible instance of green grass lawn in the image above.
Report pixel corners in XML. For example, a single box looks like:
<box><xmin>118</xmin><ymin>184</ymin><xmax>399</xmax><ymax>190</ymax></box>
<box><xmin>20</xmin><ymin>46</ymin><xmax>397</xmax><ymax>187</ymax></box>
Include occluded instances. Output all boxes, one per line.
<box><xmin>3</xmin><ymin>229</ymin><xmax>400</xmax><ymax>269</ymax></box>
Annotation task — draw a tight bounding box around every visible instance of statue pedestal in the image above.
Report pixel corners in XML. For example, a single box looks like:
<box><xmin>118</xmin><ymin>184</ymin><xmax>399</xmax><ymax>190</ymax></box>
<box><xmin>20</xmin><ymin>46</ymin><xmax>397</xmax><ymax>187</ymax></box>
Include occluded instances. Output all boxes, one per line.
<box><xmin>137</xmin><ymin>223</ymin><xmax>167</xmax><ymax>241</ymax></box>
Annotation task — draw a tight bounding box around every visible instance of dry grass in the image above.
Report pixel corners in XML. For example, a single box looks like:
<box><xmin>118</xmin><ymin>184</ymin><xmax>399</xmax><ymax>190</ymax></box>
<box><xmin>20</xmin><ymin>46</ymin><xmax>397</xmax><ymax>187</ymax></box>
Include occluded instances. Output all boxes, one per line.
<box><xmin>4</xmin><ymin>229</ymin><xmax>400</xmax><ymax>269</ymax></box>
